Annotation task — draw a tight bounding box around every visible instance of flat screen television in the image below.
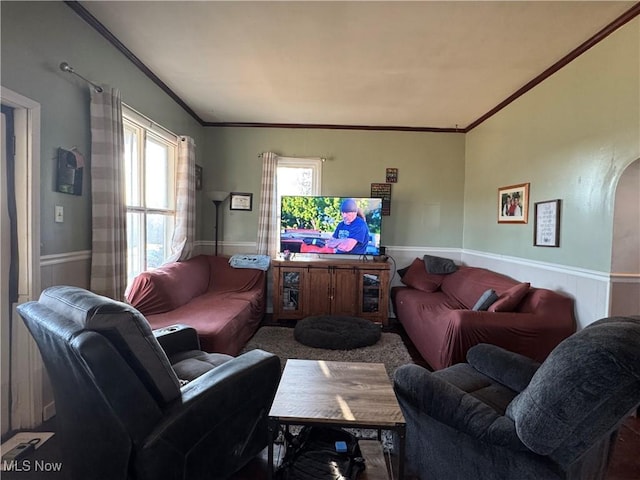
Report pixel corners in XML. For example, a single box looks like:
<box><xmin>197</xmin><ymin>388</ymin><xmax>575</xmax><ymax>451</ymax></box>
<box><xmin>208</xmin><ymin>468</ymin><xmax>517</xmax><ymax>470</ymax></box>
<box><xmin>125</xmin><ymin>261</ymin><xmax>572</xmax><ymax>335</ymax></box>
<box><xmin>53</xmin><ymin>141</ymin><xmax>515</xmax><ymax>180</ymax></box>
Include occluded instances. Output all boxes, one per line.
<box><xmin>280</xmin><ymin>196</ymin><xmax>382</xmax><ymax>256</ymax></box>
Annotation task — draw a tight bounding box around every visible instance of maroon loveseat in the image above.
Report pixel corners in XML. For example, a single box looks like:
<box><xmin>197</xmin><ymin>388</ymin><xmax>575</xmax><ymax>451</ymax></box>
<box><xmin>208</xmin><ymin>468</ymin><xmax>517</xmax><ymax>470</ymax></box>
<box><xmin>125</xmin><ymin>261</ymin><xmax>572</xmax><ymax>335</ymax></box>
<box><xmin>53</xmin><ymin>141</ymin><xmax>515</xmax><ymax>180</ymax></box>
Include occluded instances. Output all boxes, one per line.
<box><xmin>391</xmin><ymin>258</ymin><xmax>576</xmax><ymax>370</ymax></box>
<box><xmin>126</xmin><ymin>255</ymin><xmax>265</xmax><ymax>355</ymax></box>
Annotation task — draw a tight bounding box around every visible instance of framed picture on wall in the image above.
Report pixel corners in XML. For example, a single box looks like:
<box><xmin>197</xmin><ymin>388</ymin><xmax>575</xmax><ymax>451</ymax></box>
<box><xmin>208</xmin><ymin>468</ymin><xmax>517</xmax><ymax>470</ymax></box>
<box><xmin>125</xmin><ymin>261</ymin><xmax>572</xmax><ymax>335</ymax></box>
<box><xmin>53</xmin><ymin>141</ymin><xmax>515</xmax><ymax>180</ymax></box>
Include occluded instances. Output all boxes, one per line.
<box><xmin>498</xmin><ymin>183</ymin><xmax>530</xmax><ymax>224</ymax></box>
<box><xmin>534</xmin><ymin>199</ymin><xmax>561</xmax><ymax>247</ymax></box>
<box><xmin>371</xmin><ymin>182</ymin><xmax>392</xmax><ymax>216</ymax></box>
<box><xmin>230</xmin><ymin>192</ymin><xmax>253</xmax><ymax>211</ymax></box>
<box><xmin>56</xmin><ymin>147</ymin><xmax>84</xmax><ymax>196</ymax></box>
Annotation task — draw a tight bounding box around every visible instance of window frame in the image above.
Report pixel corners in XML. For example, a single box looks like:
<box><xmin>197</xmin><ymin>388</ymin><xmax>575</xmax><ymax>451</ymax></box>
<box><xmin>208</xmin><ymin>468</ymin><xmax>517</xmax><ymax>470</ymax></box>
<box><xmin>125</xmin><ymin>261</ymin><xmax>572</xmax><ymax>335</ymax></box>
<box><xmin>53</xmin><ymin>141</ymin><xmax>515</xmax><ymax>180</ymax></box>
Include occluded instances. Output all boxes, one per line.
<box><xmin>277</xmin><ymin>156</ymin><xmax>323</xmax><ymax>196</ymax></box>
<box><xmin>122</xmin><ymin>105</ymin><xmax>178</xmax><ymax>281</ymax></box>
<box><xmin>276</xmin><ymin>157</ymin><xmax>323</xmax><ymax>227</ymax></box>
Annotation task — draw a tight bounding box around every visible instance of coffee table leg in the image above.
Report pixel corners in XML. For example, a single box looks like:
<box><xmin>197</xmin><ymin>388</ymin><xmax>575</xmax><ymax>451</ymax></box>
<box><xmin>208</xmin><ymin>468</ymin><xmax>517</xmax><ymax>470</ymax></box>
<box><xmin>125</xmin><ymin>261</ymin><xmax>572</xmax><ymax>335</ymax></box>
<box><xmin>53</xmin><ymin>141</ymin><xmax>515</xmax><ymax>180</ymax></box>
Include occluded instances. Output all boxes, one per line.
<box><xmin>267</xmin><ymin>419</ymin><xmax>277</xmax><ymax>479</ymax></box>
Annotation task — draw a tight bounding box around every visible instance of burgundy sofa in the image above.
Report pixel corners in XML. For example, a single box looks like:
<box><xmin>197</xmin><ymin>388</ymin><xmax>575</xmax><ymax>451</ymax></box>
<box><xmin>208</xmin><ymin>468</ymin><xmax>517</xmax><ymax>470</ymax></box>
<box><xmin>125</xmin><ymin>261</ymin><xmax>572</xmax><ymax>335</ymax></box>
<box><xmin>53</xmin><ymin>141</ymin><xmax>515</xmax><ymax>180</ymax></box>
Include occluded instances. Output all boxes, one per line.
<box><xmin>126</xmin><ymin>255</ymin><xmax>265</xmax><ymax>355</ymax></box>
<box><xmin>391</xmin><ymin>258</ymin><xmax>576</xmax><ymax>370</ymax></box>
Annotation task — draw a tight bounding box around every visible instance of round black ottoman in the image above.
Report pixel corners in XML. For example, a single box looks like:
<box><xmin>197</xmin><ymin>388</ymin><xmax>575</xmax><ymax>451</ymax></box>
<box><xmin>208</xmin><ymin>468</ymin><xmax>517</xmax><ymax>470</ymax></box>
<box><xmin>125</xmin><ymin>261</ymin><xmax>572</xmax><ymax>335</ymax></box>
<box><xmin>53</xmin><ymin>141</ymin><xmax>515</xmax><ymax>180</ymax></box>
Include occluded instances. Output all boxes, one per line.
<box><xmin>294</xmin><ymin>315</ymin><xmax>381</xmax><ymax>350</ymax></box>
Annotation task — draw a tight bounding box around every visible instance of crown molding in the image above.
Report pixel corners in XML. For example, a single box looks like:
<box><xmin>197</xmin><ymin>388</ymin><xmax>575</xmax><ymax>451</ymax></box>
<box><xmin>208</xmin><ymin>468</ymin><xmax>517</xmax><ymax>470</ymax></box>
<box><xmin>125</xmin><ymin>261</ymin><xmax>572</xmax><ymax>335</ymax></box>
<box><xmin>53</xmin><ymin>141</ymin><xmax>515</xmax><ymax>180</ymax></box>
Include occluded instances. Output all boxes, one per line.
<box><xmin>66</xmin><ymin>1</ymin><xmax>640</xmax><ymax>133</ymax></box>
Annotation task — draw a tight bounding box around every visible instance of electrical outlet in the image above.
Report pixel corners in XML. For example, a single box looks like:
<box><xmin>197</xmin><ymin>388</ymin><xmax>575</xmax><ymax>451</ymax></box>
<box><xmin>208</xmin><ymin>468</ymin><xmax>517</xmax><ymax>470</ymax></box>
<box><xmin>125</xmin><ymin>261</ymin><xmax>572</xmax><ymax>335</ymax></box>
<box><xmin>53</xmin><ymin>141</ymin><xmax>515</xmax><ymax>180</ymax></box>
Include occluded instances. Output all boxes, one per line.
<box><xmin>55</xmin><ymin>206</ymin><xmax>64</xmax><ymax>223</ymax></box>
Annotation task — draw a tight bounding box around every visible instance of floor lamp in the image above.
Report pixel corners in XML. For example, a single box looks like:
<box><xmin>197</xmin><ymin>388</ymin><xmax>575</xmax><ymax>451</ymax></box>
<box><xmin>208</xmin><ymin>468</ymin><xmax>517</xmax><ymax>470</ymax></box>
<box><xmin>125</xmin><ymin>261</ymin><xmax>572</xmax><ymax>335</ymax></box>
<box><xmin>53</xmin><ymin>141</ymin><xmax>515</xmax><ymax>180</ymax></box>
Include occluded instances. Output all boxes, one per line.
<box><xmin>207</xmin><ymin>191</ymin><xmax>229</xmax><ymax>256</ymax></box>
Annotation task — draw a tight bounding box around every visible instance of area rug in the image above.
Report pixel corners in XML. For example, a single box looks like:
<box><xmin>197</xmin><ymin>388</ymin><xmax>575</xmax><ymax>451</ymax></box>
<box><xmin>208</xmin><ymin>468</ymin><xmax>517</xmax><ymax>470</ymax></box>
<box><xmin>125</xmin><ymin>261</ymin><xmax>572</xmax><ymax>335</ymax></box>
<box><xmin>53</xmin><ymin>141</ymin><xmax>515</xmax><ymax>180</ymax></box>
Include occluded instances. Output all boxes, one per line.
<box><xmin>242</xmin><ymin>326</ymin><xmax>413</xmax><ymax>377</ymax></box>
<box><xmin>242</xmin><ymin>326</ymin><xmax>413</xmax><ymax>453</ymax></box>
<box><xmin>294</xmin><ymin>315</ymin><xmax>382</xmax><ymax>350</ymax></box>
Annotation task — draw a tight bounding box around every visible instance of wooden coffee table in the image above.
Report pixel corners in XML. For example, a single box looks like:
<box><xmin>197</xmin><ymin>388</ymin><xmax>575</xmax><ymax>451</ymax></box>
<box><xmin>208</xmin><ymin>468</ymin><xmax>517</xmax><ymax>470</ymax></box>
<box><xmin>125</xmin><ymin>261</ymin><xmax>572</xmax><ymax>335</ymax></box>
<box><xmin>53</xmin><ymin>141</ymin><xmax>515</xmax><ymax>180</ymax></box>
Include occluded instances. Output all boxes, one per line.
<box><xmin>267</xmin><ymin>359</ymin><xmax>406</xmax><ymax>479</ymax></box>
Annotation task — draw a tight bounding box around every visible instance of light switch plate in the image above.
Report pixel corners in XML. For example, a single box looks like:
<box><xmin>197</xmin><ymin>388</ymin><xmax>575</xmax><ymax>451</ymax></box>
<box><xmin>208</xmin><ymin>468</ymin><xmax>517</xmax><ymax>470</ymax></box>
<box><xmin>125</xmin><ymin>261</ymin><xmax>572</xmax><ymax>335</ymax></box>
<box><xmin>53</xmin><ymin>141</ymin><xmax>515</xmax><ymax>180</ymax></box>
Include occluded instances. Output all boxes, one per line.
<box><xmin>55</xmin><ymin>206</ymin><xmax>64</xmax><ymax>223</ymax></box>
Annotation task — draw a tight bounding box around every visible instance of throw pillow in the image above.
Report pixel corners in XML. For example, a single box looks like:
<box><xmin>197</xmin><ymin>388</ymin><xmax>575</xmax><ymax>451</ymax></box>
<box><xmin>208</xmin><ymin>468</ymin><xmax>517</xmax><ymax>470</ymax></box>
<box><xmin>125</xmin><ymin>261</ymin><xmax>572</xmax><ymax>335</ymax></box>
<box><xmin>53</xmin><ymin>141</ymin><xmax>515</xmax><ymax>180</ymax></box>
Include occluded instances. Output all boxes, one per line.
<box><xmin>397</xmin><ymin>266</ymin><xmax>410</xmax><ymax>278</ymax></box>
<box><xmin>423</xmin><ymin>255</ymin><xmax>458</xmax><ymax>274</ymax></box>
<box><xmin>489</xmin><ymin>282</ymin><xmax>531</xmax><ymax>312</ymax></box>
<box><xmin>472</xmin><ymin>289</ymin><xmax>499</xmax><ymax>311</ymax></box>
<box><xmin>401</xmin><ymin>258</ymin><xmax>445</xmax><ymax>293</ymax></box>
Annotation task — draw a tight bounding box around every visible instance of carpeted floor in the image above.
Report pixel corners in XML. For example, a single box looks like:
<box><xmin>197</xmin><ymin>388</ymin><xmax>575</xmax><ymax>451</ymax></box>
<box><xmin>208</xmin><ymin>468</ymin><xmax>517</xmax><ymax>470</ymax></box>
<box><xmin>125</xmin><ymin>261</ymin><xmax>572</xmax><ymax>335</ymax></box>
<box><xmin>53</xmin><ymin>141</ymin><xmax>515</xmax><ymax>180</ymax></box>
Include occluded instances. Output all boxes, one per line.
<box><xmin>242</xmin><ymin>326</ymin><xmax>414</xmax><ymax>378</ymax></box>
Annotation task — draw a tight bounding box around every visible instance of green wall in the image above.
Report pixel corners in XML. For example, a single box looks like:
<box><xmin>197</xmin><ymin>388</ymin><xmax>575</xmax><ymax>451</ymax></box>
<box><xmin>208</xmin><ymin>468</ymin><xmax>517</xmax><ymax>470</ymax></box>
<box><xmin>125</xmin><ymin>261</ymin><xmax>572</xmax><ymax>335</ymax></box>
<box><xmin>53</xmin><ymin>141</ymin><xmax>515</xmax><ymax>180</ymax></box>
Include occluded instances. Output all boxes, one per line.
<box><xmin>202</xmin><ymin>127</ymin><xmax>465</xmax><ymax>249</ymax></box>
<box><xmin>1</xmin><ymin>1</ymin><xmax>204</xmax><ymax>256</ymax></box>
<box><xmin>464</xmin><ymin>17</ymin><xmax>640</xmax><ymax>272</ymax></box>
<box><xmin>3</xmin><ymin>1</ymin><xmax>637</xmax><ymax>275</ymax></box>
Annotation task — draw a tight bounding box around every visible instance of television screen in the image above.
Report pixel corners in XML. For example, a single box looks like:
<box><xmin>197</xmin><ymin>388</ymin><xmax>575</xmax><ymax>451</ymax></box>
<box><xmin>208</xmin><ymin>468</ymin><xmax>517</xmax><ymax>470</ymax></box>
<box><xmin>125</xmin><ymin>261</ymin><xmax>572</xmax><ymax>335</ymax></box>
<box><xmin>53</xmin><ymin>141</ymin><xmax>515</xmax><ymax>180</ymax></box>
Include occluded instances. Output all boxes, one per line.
<box><xmin>280</xmin><ymin>196</ymin><xmax>382</xmax><ymax>256</ymax></box>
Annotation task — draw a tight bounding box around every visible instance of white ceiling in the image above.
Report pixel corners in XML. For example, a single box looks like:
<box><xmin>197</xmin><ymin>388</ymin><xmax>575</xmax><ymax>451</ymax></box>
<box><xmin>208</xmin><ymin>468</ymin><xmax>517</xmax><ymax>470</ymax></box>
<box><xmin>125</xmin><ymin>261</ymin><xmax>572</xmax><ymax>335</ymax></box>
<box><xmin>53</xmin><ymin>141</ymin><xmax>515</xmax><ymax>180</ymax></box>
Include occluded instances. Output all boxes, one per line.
<box><xmin>79</xmin><ymin>1</ymin><xmax>636</xmax><ymax>129</ymax></box>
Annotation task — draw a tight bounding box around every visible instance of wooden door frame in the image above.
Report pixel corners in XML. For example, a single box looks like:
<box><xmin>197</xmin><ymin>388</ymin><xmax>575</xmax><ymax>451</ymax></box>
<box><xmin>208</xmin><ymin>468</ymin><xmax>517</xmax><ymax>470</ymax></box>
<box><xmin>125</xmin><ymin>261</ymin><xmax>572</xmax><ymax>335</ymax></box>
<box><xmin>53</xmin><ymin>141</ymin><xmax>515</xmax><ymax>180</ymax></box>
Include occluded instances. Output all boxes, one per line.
<box><xmin>1</xmin><ymin>86</ymin><xmax>42</xmax><ymax>430</ymax></box>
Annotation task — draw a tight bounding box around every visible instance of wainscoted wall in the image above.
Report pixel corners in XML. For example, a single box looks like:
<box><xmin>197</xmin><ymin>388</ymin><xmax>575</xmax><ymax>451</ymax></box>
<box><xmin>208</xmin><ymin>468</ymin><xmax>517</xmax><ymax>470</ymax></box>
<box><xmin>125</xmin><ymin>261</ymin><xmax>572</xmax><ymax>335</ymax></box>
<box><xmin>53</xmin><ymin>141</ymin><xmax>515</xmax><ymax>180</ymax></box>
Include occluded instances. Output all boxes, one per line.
<box><xmin>40</xmin><ymin>250</ymin><xmax>91</xmax><ymax>291</ymax></box>
<box><xmin>52</xmin><ymin>245</ymin><xmax>626</xmax><ymax>331</ymax></box>
<box><xmin>386</xmin><ymin>246</ymin><xmax>617</xmax><ymax>329</ymax></box>
<box><xmin>38</xmin><ymin>250</ymin><xmax>91</xmax><ymax>420</ymax></box>
<box><xmin>460</xmin><ymin>250</ymin><xmax>612</xmax><ymax>329</ymax></box>
<box><xmin>194</xmin><ymin>242</ymin><xmax>618</xmax><ymax>328</ymax></box>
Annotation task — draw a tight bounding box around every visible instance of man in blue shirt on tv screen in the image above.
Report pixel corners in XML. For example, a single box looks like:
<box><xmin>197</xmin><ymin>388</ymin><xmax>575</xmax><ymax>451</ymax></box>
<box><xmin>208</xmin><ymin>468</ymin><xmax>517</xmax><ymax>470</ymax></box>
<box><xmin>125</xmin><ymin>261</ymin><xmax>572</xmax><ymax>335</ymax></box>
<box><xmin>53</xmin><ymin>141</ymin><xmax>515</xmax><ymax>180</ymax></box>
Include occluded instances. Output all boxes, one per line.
<box><xmin>326</xmin><ymin>198</ymin><xmax>370</xmax><ymax>254</ymax></box>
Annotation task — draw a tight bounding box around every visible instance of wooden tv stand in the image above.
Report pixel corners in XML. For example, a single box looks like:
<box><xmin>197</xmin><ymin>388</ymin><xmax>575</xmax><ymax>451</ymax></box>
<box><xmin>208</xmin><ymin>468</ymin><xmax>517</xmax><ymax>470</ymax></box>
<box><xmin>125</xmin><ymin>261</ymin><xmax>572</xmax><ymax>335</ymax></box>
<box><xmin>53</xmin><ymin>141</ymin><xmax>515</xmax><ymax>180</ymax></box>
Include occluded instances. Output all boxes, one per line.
<box><xmin>272</xmin><ymin>257</ymin><xmax>391</xmax><ymax>326</ymax></box>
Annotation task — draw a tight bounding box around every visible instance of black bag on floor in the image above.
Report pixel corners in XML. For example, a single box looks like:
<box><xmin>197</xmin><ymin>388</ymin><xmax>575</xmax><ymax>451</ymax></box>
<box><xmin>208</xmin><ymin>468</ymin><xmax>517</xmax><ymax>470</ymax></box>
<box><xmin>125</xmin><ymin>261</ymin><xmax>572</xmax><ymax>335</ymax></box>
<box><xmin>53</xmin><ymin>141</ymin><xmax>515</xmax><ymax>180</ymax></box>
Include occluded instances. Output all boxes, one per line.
<box><xmin>275</xmin><ymin>426</ymin><xmax>365</xmax><ymax>480</ymax></box>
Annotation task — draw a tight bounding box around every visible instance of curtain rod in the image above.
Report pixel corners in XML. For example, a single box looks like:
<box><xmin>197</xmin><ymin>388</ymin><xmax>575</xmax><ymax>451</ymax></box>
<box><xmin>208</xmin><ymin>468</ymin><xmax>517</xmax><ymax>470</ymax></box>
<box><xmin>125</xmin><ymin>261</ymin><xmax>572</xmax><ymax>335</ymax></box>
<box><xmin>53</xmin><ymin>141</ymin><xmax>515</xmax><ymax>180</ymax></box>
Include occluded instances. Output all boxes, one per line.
<box><xmin>258</xmin><ymin>153</ymin><xmax>326</xmax><ymax>162</ymax></box>
<box><xmin>59</xmin><ymin>62</ymin><xmax>103</xmax><ymax>93</ymax></box>
<box><xmin>122</xmin><ymin>103</ymin><xmax>178</xmax><ymax>143</ymax></box>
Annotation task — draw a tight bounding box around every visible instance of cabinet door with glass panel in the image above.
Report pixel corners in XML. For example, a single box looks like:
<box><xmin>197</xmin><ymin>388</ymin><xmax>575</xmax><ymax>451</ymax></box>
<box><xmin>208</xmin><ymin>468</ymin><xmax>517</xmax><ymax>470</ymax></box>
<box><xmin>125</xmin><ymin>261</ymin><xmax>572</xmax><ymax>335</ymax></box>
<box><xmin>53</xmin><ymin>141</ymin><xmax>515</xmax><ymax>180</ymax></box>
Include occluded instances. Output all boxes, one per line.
<box><xmin>357</xmin><ymin>269</ymin><xmax>390</xmax><ymax>323</ymax></box>
<box><xmin>274</xmin><ymin>267</ymin><xmax>306</xmax><ymax>320</ymax></box>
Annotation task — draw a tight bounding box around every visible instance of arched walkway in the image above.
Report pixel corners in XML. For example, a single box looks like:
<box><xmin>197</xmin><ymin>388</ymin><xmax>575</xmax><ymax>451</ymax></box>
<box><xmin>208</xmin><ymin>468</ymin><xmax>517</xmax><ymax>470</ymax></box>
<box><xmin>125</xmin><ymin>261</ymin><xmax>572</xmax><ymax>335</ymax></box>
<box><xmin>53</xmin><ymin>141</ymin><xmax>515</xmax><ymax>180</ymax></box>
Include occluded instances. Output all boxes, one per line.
<box><xmin>610</xmin><ymin>158</ymin><xmax>640</xmax><ymax>316</ymax></box>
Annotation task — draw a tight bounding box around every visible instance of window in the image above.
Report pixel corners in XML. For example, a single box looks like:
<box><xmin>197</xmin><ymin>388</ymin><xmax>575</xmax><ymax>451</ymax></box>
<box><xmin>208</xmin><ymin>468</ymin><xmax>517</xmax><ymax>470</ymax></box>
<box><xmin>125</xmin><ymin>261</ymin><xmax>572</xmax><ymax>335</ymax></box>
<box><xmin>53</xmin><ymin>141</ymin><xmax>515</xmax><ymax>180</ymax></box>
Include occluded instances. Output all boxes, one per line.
<box><xmin>276</xmin><ymin>157</ymin><xmax>322</xmax><ymax>236</ymax></box>
<box><xmin>123</xmin><ymin>107</ymin><xmax>177</xmax><ymax>284</ymax></box>
<box><xmin>276</xmin><ymin>156</ymin><xmax>322</xmax><ymax>204</ymax></box>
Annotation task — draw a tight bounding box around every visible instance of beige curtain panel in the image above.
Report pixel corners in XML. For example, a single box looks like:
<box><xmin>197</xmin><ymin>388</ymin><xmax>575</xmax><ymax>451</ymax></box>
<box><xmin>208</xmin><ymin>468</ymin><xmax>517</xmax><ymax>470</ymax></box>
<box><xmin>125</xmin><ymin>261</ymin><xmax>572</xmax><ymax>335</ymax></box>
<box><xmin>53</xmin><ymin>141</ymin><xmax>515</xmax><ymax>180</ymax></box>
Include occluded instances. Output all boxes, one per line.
<box><xmin>256</xmin><ymin>151</ymin><xmax>278</xmax><ymax>256</ymax></box>
<box><xmin>89</xmin><ymin>86</ymin><xmax>127</xmax><ymax>300</ymax></box>
<box><xmin>167</xmin><ymin>136</ymin><xmax>196</xmax><ymax>263</ymax></box>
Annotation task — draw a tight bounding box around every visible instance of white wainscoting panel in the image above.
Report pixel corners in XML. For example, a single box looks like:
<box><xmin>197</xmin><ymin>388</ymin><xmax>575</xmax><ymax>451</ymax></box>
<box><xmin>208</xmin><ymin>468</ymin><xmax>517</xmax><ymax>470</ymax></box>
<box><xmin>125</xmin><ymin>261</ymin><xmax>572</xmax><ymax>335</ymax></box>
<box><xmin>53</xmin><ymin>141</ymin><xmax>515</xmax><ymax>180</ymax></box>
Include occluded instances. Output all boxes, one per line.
<box><xmin>40</xmin><ymin>250</ymin><xmax>91</xmax><ymax>290</ymax></box>
<box><xmin>189</xmin><ymin>243</ymin><xmax>623</xmax><ymax>328</ymax></box>
<box><xmin>462</xmin><ymin>250</ymin><xmax>610</xmax><ymax>329</ymax></box>
<box><xmin>37</xmin><ymin>250</ymin><xmax>91</xmax><ymax>418</ymax></box>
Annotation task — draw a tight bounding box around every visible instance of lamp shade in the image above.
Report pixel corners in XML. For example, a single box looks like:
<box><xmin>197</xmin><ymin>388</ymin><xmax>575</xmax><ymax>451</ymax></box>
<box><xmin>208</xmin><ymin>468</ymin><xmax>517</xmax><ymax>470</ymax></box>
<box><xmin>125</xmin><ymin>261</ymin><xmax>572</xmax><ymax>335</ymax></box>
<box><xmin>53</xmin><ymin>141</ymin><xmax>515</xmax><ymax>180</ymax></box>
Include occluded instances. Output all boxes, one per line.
<box><xmin>207</xmin><ymin>190</ymin><xmax>229</xmax><ymax>202</ymax></box>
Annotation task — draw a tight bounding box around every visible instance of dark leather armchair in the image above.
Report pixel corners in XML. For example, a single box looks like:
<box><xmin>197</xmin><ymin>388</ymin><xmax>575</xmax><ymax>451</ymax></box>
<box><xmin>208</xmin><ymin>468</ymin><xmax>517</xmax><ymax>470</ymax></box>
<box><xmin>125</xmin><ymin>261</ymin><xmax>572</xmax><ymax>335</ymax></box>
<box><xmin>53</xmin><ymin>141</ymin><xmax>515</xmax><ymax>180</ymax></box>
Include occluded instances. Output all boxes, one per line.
<box><xmin>17</xmin><ymin>286</ymin><xmax>281</xmax><ymax>480</ymax></box>
<box><xmin>394</xmin><ymin>315</ymin><xmax>640</xmax><ymax>480</ymax></box>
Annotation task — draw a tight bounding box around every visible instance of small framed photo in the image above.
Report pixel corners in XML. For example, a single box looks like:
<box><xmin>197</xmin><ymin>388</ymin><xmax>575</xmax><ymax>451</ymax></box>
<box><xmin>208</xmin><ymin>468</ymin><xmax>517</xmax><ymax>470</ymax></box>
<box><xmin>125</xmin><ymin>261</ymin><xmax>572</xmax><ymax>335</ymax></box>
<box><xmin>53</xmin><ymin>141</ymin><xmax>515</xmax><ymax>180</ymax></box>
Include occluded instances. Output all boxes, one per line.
<box><xmin>534</xmin><ymin>199</ymin><xmax>561</xmax><ymax>247</ymax></box>
<box><xmin>386</xmin><ymin>168</ymin><xmax>398</xmax><ymax>183</ymax></box>
<box><xmin>230</xmin><ymin>192</ymin><xmax>253</xmax><ymax>211</ymax></box>
<box><xmin>498</xmin><ymin>183</ymin><xmax>530</xmax><ymax>224</ymax></box>
<box><xmin>195</xmin><ymin>164</ymin><xmax>203</xmax><ymax>190</ymax></box>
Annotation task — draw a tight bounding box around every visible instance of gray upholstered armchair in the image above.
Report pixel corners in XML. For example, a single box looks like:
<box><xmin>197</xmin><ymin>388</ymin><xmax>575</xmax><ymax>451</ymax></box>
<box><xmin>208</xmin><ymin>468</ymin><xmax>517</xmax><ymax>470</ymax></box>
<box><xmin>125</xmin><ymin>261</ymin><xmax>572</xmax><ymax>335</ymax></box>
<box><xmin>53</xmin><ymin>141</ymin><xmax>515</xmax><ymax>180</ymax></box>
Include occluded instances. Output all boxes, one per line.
<box><xmin>394</xmin><ymin>315</ymin><xmax>640</xmax><ymax>480</ymax></box>
<box><xmin>17</xmin><ymin>286</ymin><xmax>281</xmax><ymax>480</ymax></box>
